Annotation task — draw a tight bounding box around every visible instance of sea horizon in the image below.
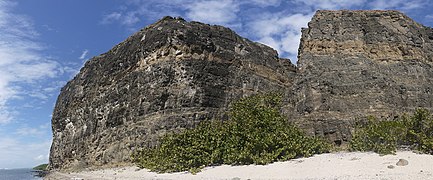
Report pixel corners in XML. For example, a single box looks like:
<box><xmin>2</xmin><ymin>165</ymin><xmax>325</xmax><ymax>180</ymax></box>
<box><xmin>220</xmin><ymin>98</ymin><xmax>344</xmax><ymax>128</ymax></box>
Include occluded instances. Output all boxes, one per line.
<box><xmin>0</xmin><ymin>168</ymin><xmax>42</xmax><ymax>180</ymax></box>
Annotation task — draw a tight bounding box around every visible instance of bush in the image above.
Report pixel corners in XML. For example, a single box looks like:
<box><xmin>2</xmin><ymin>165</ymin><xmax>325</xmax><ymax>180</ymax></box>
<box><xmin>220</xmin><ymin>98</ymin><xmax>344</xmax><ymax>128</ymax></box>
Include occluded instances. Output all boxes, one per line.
<box><xmin>350</xmin><ymin>109</ymin><xmax>433</xmax><ymax>155</ymax></box>
<box><xmin>132</xmin><ymin>93</ymin><xmax>331</xmax><ymax>173</ymax></box>
<box><xmin>349</xmin><ymin>116</ymin><xmax>406</xmax><ymax>154</ymax></box>
<box><xmin>405</xmin><ymin>109</ymin><xmax>433</xmax><ymax>154</ymax></box>
<box><xmin>33</xmin><ymin>164</ymin><xmax>48</xmax><ymax>171</ymax></box>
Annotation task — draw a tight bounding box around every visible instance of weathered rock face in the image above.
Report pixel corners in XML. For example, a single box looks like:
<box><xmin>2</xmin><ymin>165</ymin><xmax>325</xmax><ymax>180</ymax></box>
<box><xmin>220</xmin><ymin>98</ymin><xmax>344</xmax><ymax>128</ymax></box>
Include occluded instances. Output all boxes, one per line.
<box><xmin>49</xmin><ymin>17</ymin><xmax>296</xmax><ymax>170</ymax></box>
<box><xmin>283</xmin><ymin>10</ymin><xmax>433</xmax><ymax>145</ymax></box>
<box><xmin>50</xmin><ymin>10</ymin><xmax>433</xmax><ymax>170</ymax></box>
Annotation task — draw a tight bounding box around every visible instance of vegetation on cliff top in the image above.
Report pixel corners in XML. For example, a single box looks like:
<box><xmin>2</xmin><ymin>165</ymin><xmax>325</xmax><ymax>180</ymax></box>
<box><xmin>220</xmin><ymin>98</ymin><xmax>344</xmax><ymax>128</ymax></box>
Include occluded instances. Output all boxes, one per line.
<box><xmin>132</xmin><ymin>93</ymin><xmax>331</xmax><ymax>173</ymax></box>
<box><xmin>350</xmin><ymin>109</ymin><xmax>433</xmax><ymax>155</ymax></box>
<box><xmin>33</xmin><ymin>163</ymin><xmax>48</xmax><ymax>171</ymax></box>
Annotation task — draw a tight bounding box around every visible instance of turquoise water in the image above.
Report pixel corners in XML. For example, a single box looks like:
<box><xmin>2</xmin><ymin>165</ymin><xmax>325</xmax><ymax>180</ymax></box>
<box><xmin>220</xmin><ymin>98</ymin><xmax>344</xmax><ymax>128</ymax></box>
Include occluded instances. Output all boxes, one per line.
<box><xmin>0</xmin><ymin>169</ymin><xmax>42</xmax><ymax>180</ymax></box>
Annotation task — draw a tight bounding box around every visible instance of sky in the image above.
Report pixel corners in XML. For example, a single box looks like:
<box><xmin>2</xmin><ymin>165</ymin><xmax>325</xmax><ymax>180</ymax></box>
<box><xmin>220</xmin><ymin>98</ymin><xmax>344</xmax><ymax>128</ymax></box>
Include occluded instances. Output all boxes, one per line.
<box><xmin>0</xmin><ymin>0</ymin><xmax>432</xmax><ymax>169</ymax></box>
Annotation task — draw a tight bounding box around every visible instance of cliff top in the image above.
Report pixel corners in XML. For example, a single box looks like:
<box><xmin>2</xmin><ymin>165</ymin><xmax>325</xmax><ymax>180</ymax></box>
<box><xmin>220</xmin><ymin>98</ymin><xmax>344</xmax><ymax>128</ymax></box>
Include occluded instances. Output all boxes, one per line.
<box><xmin>298</xmin><ymin>9</ymin><xmax>433</xmax><ymax>67</ymax></box>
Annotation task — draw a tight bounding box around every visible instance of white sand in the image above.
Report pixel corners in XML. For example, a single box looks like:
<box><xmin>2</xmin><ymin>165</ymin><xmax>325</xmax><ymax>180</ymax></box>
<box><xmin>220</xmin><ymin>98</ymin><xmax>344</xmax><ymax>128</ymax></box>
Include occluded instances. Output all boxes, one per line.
<box><xmin>44</xmin><ymin>151</ymin><xmax>433</xmax><ymax>180</ymax></box>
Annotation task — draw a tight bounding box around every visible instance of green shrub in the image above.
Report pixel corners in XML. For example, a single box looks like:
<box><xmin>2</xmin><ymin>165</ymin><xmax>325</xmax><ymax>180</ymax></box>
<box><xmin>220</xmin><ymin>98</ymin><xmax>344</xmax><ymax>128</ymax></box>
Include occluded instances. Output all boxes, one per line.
<box><xmin>349</xmin><ymin>116</ymin><xmax>406</xmax><ymax>154</ymax></box>
<box><xmin>350</xmin><ymin>109</ymin><xmax>433</xmax><ymax>155</ymax></box>
<box><xmin>132</xmin><ymin>93</ymin><xmax>331</xmax><ymax>173</ymax></box>
<box><xmin>33</xmin><ymin>164</ymin><xmax>48</xmax><ymax>171</ymax></box>
<box><xmin>405</xmin><ymin>109</ymin><xmax>433</xmax><ymax>154</ymax></box>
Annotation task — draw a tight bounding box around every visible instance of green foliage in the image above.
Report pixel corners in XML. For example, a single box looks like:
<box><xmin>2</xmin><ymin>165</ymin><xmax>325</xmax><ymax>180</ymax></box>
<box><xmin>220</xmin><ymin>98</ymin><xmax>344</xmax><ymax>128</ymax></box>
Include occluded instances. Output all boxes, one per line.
<box><xmin>404</xmin><ymin>109</ymin><xmax>433</xmax><ymax>154</ymax></box>
<box><xmin>33</xmin><ymin>164</ymin><xmax>48</xmax><ymax>171</ymax></box>
<box><xmin>350</xmin><ymin>109</ymin><xmax>433</xmax><ymax>155</ymax></box>
<box><xmin>349</xmin><ymin>116</ymin><xmax>406</xmax><ymax>154</ymax></box>
<box><xmin>132</xmin><ymin>93</ymin><xmax>331</xmax><ymax>173</ymax></box>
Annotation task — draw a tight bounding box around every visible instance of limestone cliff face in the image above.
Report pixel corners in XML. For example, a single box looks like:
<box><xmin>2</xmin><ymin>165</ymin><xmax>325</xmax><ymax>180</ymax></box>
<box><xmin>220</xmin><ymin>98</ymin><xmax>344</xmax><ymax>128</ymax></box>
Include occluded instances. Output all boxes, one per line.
<box><xmin>283</xmin><ymin>10</ymin><xmax>433</xmax><ymax>145</ymax></box>
<box><xmin>49</xmin><ymin>11</ymin><xmax>433</xmax><ymax>170</ymax></box>
<box><xmin>49</xmin><ymin>17</ymin><xmax>295</xmax><ymax>170</ymax></box>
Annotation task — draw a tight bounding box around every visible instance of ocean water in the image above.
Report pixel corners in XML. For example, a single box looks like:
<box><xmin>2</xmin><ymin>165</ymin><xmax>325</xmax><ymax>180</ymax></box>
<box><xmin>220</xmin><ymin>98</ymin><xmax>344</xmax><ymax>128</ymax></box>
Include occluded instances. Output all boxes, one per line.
<box><xmin>0</xmin><ymin>169</ymin><xmax>42</xmax><ymax>180</ymax></box>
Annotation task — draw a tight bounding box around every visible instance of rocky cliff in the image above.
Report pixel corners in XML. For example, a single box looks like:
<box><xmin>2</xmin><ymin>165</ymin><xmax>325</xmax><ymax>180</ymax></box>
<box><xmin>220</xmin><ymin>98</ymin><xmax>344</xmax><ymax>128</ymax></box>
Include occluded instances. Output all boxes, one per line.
<box><xmin>49</xmin><ymin>10</ymin><xmax>433</xmax><ymax>170</ymax></box>
<box><xmin>283</xmin><ymin>10</ymin><xmax>433</xmax><ymax>145</ymax></box>
<box><xmin>49</xmin><ymin>17</ymin><xmax>295</xmax><ymax>170</ymax></box>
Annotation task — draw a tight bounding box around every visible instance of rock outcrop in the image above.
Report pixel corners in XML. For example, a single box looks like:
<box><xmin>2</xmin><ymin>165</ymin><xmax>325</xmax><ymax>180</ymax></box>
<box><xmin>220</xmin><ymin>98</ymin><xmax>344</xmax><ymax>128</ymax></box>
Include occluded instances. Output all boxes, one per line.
<box><xmin>49</xmin><ymin>10</ymin><xmax>433</xmax><ymax>170</ymax></box>
<box><xmin>283</xmin><ymin>10</ymin><xmax>433</xmax><ymax>145</ymax></box>
<box><xmin>49</xmin><ymin>17</ymin><xmax>295</xmax><ymax>170</ymax></box>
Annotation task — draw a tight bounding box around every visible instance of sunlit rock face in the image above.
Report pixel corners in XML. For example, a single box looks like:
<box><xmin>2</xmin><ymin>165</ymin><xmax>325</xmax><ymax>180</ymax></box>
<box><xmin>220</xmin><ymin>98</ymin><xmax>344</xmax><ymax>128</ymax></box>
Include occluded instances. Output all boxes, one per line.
<box><xmin>283</xmin><ymin>10</ymin><xmax>433</xmax><ymax>145</ymax></box>
<box><xmin>49</xmin><ymin>10</ymin><xmax>433</xmax><ymax>170</ymax></box>
<box><xmin>48</xmin><ymin>16</ymin><xmax>295</xmax><ymax>170</ymax></box>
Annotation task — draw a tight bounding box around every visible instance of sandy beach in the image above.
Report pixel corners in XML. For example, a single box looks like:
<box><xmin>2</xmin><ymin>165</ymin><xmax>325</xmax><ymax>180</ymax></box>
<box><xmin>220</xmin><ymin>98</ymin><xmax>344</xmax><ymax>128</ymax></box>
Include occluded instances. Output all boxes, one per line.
<box><xmin>44</xmin><ymin>151</ymin><xmax>433</xmax><ymax>180</ymax></box>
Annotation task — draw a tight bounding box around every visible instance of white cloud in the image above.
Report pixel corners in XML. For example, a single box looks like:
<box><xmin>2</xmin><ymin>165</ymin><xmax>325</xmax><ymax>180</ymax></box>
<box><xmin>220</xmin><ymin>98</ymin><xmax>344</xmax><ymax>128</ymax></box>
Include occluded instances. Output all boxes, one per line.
<box><xmin>79</xmin><ymin>49</ymin><xmax>88</xmax><ymax>60</ymax></box>
<box><xmin>0</xmin><ymin>111</ymin><xmax>12</xmax><ymax>124</ymax></box>
<box><xmin>34</xmin><ymin>154</ymin><xmax>45</xmax><ymax>161</ymax></box>
<box><xmin>101</xmin><ymin>12</ymin><xmax>122</xmax><ymax>24</ymax></box>
<box><xmin>43</xmin><ymin>81</ymin><xmax>66</xmax><ymax>93</ymax></box>
<box><xmin>102</xmin><ymin>11</ymin><xmax>140</xmax><ymax>26</ymax></box>
<box><xmin>249</xmin><ymin>12</ymin><xmax>313</xmax><ymax>62</ymax></box>
<box><xmin>186</xmin><ymin>0</ymin><xmax>240</xmax><ymax>25</ymax></box>
<box><xmin>426</xmin><ymin>14</ymin><xmax>433</xmax><ymax>22</ymax></box>
<box><xmin>28</xmin><ymin>91</ymin><xmax>49</xmax><ymax>100</ymax></box>
<box><xmin>368</xmin><ymin>0</ymin><xmax>426</xmax><ymax>10</ymax></box>
<box><xmin>0</xmin><ymin>0</ymin><xmax>61</xmax><ymax>124</ymax></box>
<box><xmin>248</xmin><ymin>0</ymin><xmax>281</xmax><ymax>6</ymax></box>
<box><xmin>123</xmin><ymin>12</ymin><xmax>141</xmax><ymax>26</ymax></box>
<box><xmin>16</xmin><ymin>127</ymin><xmax>45</xmax><ymax>136</ymax></box>
<box><xmin>294</xmin><ymin>0</ymin><xmax>366</xmax><ymax>9</ymax></box>
<box><xmin>0</xmin><ymin>137</ymin><xmax>51</xmax><ymax>168</ymax></box>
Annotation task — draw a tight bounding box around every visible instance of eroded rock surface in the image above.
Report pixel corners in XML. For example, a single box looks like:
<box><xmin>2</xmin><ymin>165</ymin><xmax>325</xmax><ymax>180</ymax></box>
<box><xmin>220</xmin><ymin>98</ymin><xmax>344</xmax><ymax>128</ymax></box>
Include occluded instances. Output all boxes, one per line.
<box><xmin>49</xmin><ymin>17</ymin><xmax>295</xmax><ymax>170</ymax></box>
<box><xmin>283</xmin><ymin>10</ymin><xmax>433</xmax><ymax>145</ymax></box>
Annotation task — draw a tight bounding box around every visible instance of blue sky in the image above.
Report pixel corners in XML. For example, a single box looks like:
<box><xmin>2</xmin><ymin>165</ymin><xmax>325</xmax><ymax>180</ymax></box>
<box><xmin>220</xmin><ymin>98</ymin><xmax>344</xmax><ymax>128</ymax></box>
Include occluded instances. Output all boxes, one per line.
<box><xmin>0</xmin><ymin>0</ymin><xmax>432</xmax><ymax>168</ymax></box>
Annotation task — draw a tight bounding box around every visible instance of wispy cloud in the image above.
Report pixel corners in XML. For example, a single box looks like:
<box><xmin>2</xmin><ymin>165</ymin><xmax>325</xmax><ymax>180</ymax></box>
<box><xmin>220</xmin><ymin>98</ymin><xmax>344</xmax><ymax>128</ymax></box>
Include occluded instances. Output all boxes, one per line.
<box><xmin>16</xmin><ymin>126</ymin><xmax>45</xmax><ymax>136</ymax></box>
<box><xmin>100</xmin><ymin>0</ymin><xmax>182</xmax><ymax>27</ymax></box>
<box><xmin>34</xmin><ymin>154</ymin><xmax>49</xmax><ymax>161</ymax></box>
<box><xmin>0</xmin><ymin>0</ymin><xmax>61</xmax><ymax>124</ymax></box>
<box><xmin>0</xmin><ymin>121</ymin><xmax>52</xmax><ymax>168</ymax></box>
<box><xmin>101</xmin><ymin>12</ymin><xmax>122</xmax><ymax>25</ymax></box>
<box><xmin>426</xmin><ymin>14</ymin><xmax>433</xmax><ymax>22</ymax></box>
<box><xmin>0</xmin><ymin>137</ymin><xmax>51</xmax><ymax>168</ymax></box>
<box><xmin>15</xmin><ymin>123</ymin><xmax>50</xmax><ymax>137</ymax></box>
<box><xmin>102</xmin><ymin>11</ymin><xmax>140</xmax><ymax>26</ymax></box>
<box><xmin>185</xmin><ymin>0</ymin><xmax>240</xmax><ymax>25</ymax></box>
<box><xmin>0</xmin><ymin>110</ymin><xmax>12</xmax><ymax>124</ymax></box>
<box><xmin>248</xmin><ymin>0</ymin><xmax>282</xmax><ymax>6</ymax></box>
<box><xmin>79</xmin><ymin>49</ymin><xmax>88</xmax><ymax>60</ymax></box>
<box><xmin>368</xmin><ymin>0</ymin><xmax>427</xmax><ymax>10</ymax></box>
<box><xmin>248</xmin><ymin>12</ymin><xmax>313</xmax><ymax>61</ymax></box>
<box><xmin>294</xmin><ymin>0</ymin><xmax>366</xmax><ymax>10</ymax></box>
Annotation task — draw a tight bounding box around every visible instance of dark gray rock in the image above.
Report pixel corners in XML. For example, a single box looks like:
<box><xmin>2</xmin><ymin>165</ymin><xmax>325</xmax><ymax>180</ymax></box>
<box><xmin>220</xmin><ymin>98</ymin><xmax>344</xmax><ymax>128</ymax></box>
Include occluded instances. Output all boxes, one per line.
<box><xmin>48</xmin><ymin>16</ymin><xmax>295</xmax><ymax>170</ymax></box>
<box><xmin>282</xmin><ymin>10</ymin><xmax>433</xmax><ymax>145</ymax></box>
